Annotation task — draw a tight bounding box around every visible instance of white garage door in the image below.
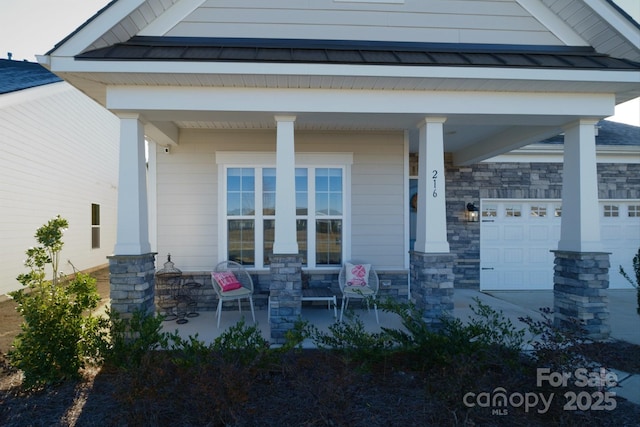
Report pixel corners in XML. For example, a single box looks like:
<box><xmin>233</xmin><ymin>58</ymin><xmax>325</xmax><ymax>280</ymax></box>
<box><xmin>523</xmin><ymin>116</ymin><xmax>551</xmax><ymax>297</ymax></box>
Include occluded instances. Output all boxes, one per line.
<box><xmin>480</xmin><ymin>199</ymin><xmax>640</xmax><ymax>291</ymax></box>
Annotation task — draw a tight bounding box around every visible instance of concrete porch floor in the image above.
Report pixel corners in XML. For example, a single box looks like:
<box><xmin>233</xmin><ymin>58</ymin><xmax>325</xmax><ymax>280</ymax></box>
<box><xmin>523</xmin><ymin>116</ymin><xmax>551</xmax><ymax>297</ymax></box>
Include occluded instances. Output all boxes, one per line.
<box><xmin>161</xmin><ymin>288</ymin><xmax>640</xmax><ymax>346</ymax></box>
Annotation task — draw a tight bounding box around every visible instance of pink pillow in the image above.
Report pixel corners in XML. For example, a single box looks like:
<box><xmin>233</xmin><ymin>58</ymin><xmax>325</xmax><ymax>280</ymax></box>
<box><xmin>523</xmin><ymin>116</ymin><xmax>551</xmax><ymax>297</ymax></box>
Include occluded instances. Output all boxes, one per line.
<box><xmin>345</xmin><ymin>263</ymin><xmax>371</xmax><ymax>287</ymax></box>
<box><xmin>212</xmin><ymin>271</ymin><xmax>243</xmax><ymax>292</ymax></box>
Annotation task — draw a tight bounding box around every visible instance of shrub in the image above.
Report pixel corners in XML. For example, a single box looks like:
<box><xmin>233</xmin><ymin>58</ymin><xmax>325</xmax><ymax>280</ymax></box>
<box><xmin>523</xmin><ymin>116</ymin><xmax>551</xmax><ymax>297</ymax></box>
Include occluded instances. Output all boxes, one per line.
<box><xmin>106</xmin><ymin>308</ymin><xmax>172</xmax><ymax>368</ymax></box>
<box><xmin>619</xmin><ymin>247</ymin><xmax>640</xmax><ymax>315</ymax></box>
<box><xmin>519</xmin><ymin>307</ymin><xmax>589</xmax><ymax>372</ymax></box>
<box><xmin>9</xmin><ymin>216</ymin><xmax>109</xmax><ymax>388</ymax></box>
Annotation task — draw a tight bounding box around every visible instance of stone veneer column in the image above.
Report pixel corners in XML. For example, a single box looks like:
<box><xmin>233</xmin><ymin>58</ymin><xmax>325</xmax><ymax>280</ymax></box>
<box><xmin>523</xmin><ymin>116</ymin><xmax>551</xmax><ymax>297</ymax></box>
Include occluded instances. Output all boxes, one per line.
<box><xmin>411</xmin><ymin>252</ymin><xmax>455</xmax><ymax>329</ymax></box>
<box><xmin>108</xmin><ymin>253</ymin><xmax>157</xmax><ymax>317</ymax></box>
<box><xmin>269</xmin><ymin>254</ymin><xmax>303</xmax><ymax>343</ymax></box>
<box><xmin>552</xmin><ymin>250</ymin><xmax>611</xmax><ymax>340</ymax></box>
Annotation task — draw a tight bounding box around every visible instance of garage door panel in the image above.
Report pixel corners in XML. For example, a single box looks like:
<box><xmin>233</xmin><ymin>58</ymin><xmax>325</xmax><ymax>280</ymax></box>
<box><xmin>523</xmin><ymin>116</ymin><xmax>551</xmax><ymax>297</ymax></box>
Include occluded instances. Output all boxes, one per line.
<box><xmin>504</xmin><ymin>248</ymin><xmax>524</xmax><ymax>263</ymax></box>
<box><xmin>483</xmin><ymin>225</ymin><xmax>500</xmax><ymax>241</ymax></box>
<box><xmin>529</xmin><ymin>225</ymin><xmax>550</xmax><ymax>240</ymax></box>
<box><xmin>483</xmin><ymin>248</ymin><xmax>500</xmax><ymax>264</ymax></box>
<box><xmin>529</xmin><ymin>247</ymin><xmax>551</xmax><ymax>263</ymax></box>
<box><xmin>504</xmin><ymin>225</ymin><xmax>523</xmax><ymax>240</ymax></box>
<box><xmin>601</xmin><ymin>225</ymin><xmax>624</xmax><ymax>240</ymax></box>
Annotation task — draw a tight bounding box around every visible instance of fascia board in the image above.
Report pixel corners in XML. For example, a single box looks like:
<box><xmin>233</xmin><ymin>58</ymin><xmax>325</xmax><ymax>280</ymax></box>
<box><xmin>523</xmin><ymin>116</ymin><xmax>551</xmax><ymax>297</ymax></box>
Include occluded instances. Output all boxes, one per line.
<box><xmin>51</xmin><ymin>0</ymin><xmax>147</xmax><ymax>57</ymax></box>
<box><xmin>516</xmin><ymin>0</ymin><xmax>588</xmax><ymax>46</ymax></box>
<box><xmin>105</xmin><ymin>86</ymin><xmax>615</xmax><ymax>117</ymax></box>
<box><xmin>47</xmin><ymin>57</ymin><xmax>640</xmax><ymax>86</ymax></box>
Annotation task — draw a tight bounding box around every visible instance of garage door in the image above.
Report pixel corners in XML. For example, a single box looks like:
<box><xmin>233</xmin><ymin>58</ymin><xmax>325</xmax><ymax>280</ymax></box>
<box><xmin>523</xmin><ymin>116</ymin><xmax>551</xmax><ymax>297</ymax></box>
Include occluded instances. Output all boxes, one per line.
<box><xmin>480</xmin><ymin>199</ymin><xmax>640</xmax><ymax>291</ymax></box>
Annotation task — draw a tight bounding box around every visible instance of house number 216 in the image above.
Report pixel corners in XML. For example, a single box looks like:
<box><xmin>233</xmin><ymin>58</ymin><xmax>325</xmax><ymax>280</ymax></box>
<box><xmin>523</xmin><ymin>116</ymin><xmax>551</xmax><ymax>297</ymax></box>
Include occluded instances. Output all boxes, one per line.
<box><xmin>432</xmin><ymin>170</ymin><xmax>438</xmax><ymax>198</ymax></box>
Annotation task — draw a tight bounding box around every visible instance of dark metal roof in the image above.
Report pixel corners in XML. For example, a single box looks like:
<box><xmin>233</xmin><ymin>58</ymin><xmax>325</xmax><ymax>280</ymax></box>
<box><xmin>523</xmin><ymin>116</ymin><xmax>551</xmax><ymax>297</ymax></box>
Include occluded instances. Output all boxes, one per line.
<box><xmin>76</xmin><ymin>37</ymin><xmax>640</xmax><ymax>70</ymax></box>
<box><xmin>542</xmin><ymin>120</ymin><xmax>640</xmax><ymax>146</ymax></box>
<box><xmin>0</xmin><ymin>59</ymin><xmax>62</xmax><ymax>95</ymax></box>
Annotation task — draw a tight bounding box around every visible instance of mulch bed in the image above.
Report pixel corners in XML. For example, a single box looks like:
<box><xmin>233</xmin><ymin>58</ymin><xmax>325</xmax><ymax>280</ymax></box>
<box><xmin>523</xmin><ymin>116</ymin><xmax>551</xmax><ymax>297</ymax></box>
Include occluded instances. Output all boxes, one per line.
<box><xmin>1</xmin><ymin>268</ymin><xmax>639</xmax><ymax>426</ymax></box>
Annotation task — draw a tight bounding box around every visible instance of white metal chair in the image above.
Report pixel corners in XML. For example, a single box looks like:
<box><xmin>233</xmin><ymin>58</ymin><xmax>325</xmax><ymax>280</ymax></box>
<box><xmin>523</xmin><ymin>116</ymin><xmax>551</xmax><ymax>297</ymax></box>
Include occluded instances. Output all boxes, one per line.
<box><xmin>338</xmin><ymin>260</ymin><xmax>379</xmax><ymax>323</ymax></box>
<box><xmin>211</xmin><ymin>260</ymin><xmax>256</xmax><ymax>328</ymax></box>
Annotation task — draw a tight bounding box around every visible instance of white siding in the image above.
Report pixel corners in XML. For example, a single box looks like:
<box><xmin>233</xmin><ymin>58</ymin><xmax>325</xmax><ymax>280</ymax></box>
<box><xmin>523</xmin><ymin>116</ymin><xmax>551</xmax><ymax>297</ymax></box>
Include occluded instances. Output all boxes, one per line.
<box><xmin>165</xmin><ymin>0</ymin><xmax>563</xmax><ymax>46</ymax></box>
<box><xmin>0</xmin><ymin>82</ymin><xmax>119</xmax><ymax>295</ymax></box>
<box><xmin>154</xmin><ymin>130</ymin><xmax>405</xmax><ymax>272</ymax></box>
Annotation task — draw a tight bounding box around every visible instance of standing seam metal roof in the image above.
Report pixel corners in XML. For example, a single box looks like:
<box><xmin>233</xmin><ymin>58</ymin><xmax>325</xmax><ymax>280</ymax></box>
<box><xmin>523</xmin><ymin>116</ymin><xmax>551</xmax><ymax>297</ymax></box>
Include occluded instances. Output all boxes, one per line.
<box><xmin>75</xmin><ymin>37</ymin><xmax>640</xmax><ymax>70</ymax></box>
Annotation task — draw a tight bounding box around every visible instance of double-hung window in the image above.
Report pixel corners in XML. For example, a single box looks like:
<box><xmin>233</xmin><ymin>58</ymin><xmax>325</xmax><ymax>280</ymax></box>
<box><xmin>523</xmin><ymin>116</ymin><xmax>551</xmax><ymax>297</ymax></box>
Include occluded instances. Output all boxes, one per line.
<box><xmin>218</xmin><ymin>153</ymin><xmax>351</xmax><ymax>269</ymax></box>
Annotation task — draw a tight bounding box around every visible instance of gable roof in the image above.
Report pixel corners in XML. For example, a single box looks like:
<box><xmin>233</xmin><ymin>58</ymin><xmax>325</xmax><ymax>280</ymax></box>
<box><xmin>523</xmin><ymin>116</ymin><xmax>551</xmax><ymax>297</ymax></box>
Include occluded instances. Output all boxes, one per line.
<box><xmin>75</xmin><ymin>36</ymin><xmax>640</xmax><ymax>71</ymax></box>
<box><xmin>0</xmin><ymin>60</ymin><xmax>62</xmax><ymax>95</ymax></box>
<box><xmin>45</xmin><ymin>0</ymin><xmax>640</xmax><ymax>62</ymax></box>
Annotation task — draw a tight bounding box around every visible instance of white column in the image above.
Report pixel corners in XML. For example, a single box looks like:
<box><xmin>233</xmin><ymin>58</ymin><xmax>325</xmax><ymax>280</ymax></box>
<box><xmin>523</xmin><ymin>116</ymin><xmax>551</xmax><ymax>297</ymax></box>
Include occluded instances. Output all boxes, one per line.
<box><xmin>414</xmin><ymin>117</ymin><xmax>450</xmax><ymax>253</ymax></box>
<box><xmin>113</xmin><ymin>114</ymin><xmax>151</xmax><ymax>255</ymax></box>
<box><xmin>558</xmin><ymin>119</ymin><xmax>603</xmax><ymax>252</ymax></box>
<box><xmin>273</xmin><ymin>115</ymin><xmax>299</xmax><ymax>254</ymax></box>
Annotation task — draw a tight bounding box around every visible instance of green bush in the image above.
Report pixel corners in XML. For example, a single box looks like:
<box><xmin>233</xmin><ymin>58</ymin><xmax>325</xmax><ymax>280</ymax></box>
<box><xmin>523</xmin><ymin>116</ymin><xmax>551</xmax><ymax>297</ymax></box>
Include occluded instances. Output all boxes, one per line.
<box><xmin>106</xmin><ymin>308</ymin><xmax>172</xmax><ymax>368</ymax></box>
<box><xmin>9</xmin><ymin>216</ymin><xmax>109</xmax><ymax>388</ymax></box>
<box><xmin>619</xmin><ymin>247</ymin><xmax>640</xmax><ymax>315</ymax></box>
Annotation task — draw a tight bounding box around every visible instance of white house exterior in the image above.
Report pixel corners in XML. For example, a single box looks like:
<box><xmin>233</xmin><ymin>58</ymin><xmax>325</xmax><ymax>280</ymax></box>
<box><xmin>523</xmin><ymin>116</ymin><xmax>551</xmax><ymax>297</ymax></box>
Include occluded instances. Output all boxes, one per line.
<box><xmin>0</xmin><ymin>59</ymin><xmax>119</xmax><ymax>295</ymax></box>
<box><xmin>38</xmin><ymin>0</ymin><xmax>640</xmax><ymax>341</ymax></box>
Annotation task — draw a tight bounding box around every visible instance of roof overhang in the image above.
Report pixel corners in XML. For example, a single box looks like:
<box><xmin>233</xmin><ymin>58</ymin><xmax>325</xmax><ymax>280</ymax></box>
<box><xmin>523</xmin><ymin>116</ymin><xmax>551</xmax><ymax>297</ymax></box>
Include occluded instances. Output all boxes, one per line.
<box><xmin>38</xmin><ymin>39</ymin><xmax>639</xmax><ymax>166</ymax></box>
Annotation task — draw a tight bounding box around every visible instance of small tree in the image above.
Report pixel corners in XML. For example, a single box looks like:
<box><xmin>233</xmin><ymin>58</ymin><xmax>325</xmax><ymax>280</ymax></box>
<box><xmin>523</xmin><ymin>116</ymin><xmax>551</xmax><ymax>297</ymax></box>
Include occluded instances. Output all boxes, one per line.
<box><xmin>9</xmin><ymin>216</ymin><xmax>109</xmax><ymax>388</ymax></box>
<box><xmin>619</xmin><ymin>247</ymin><xmax>640</xmax><ymax>315</ymax></box>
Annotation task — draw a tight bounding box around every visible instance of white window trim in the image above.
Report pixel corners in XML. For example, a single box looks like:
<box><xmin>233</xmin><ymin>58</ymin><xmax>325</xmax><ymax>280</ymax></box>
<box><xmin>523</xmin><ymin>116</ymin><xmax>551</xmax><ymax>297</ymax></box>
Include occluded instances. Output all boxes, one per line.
<box><xmin>216</xmin><ymin>152</ymin><xmax>353</xmax><ymax>269</ymax></box>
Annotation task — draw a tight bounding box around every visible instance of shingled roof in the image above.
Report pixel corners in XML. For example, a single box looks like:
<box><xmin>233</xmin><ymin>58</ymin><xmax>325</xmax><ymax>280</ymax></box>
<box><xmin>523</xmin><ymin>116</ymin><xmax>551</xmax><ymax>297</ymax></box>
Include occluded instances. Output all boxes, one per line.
<box><xmin>76</xmin><ymin>37</ymin><xmax>640</xmax><ymax>71</ymax></box>
<box><xmin>542</xmin><ymin>120</ymin><xmax>640</xmax><ymax>146</ymax></box>
<box><xmin>0</xmin><ymin>59</ymin><xmax>62</xmax><ymax>95</ymax></box>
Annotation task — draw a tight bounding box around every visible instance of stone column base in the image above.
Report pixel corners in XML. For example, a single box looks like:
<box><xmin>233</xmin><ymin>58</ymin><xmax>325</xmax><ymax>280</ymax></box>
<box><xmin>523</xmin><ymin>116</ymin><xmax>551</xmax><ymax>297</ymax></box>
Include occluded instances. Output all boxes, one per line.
<box><xmin>552</xmin><ymin>250</ymin><xmax>611</xmax><ymax>340</ymax></box>
<box><xmin>108</xmin><ymin>253</ymin><xmax>157</xmax><ymax>317</ymax></box>
<box><xmin>410</xmin><ymin>252</ymin><xmax>455</xmax><ymax>329</ymax></box>
<box><xmin>269</xmin><ymin>254</ymin><xmax>303</xmax><ymax>344</ymax></box>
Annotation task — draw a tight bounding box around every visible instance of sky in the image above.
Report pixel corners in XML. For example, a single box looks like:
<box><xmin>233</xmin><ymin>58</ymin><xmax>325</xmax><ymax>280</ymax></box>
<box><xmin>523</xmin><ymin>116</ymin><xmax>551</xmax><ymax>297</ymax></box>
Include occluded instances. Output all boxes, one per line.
<box><xmin>0</xmin><ymin>0</ymin><xmax>638</xmax><ymax>126</ymax></box>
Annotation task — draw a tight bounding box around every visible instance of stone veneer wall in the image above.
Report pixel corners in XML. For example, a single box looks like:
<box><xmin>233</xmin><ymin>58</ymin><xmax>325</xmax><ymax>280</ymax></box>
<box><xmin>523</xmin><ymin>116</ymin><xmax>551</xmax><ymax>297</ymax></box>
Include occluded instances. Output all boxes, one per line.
<box><xmin>269</xmin><ymin>254</ymin><xmax>303</xmax><ymax>343</ymax></box>
<box><xmin>445</xmin><ymin>159</ymin><xmax>640</xmax><ymax>289</ymax></box>
<box><xmin>410</xmin><ymin>252</ymin><xmax>456</xmax><ymax>328</ymax></box>
<box><xmin>109</xmin><ymin>253</ymin><xmax>156</xmax><ymax>316</ymax></box>
<box><xmin>552</xmin><ymin>251</ymin><xmax>611</xmax><ymax>340</ymax></box>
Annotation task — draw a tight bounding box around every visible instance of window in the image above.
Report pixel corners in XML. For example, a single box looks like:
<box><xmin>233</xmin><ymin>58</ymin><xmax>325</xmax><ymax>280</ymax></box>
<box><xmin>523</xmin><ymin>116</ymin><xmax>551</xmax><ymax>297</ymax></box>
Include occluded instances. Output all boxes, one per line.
<box><xmin>530</xmin><ymin>205</ymin><xmax>547</xmax><ymax>218</ymax></box>
<box><xmin>628</xmin><ymin>205</ymin><xmax>640</xmax><ymax>218</ymax></box>
<box><xmin>219</xmin><ymin>153</ymin><xmax>351</xmax><ymax>269</ymax></box>
<box><xmin>315</xmin><ymin>168</ymin><xmax>343</xmax><ymax>265</ymax></box>
<box><xmin>554</xmin><ymin>204</ymin><xmax>562</xmax><ymax>217</ymax></box>
<box><xmin>482</xmin><ymin>204</ymin><xmax>497</xmax><ymax>218</ymax></box>
<box><xmin>505</xmin><ymin>204</ymin><xmax>522</xmax><ymax>217</ymax></box>
<box><xmin>227</xmin><ymin>168</ymin><xmax>255</xmax><ymax>264</ymax></box>
<box><xmin>604</xmin><ymin>205</ymin><xmax>619</xmax><ymax>217</ymax></box>
<box><xmin>91</xmin><ymin>204</ymin><xmax>100</xmax><ymax>249</ymax></box>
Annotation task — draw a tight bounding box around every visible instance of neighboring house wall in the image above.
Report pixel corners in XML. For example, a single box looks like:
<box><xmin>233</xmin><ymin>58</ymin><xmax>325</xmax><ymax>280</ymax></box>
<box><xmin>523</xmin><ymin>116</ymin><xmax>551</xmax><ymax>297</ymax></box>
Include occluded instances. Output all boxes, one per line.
<box><xmin>153</xmin><ymin>130</ymin><xmax>406</xmax><ymax>272</ymax></box>
<box><xmin>167</xmin><ymin>0</ymin><xmax>563</xmax><ymax>45</ymax></box>
<box><xmin>0</xmin><ymin>81</ymin><xmax>119</xmax><ymax>295</ymax></box>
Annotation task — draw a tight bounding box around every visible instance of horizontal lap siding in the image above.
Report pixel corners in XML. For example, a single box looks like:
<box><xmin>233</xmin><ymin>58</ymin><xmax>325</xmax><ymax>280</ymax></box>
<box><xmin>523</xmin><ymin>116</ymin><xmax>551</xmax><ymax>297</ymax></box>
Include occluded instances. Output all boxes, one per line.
<box><xmin>345</xmin><ymin>135</ymin><xmax>405</xmax><ymax>269</ymax></box>
<box><xmin>0</xmin><ymin>83</ymin><xmax>119</xmax><ymax>294</ymax></box>
<box><xmin>156</xmin><ymin>130</ymin><xmax>405</xmax><ymax>272</ymax></box>
<box><xmin>155</xmin><ymin>130</ymin><xmax>274</xmax><ymax>271</ymax></box>
<box><xmin>166</xmin><ymin>0</ymin><xmax>561</xmax><ymax>46</ymax></box>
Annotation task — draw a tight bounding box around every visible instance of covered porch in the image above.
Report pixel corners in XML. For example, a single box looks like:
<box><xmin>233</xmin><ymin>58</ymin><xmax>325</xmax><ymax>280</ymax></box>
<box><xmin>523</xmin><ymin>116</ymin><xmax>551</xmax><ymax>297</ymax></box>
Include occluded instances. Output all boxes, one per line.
<box><xmin>43</xmin><ymin>39</ymin><xmax>639</xmax><ymax>344</ymax></box>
